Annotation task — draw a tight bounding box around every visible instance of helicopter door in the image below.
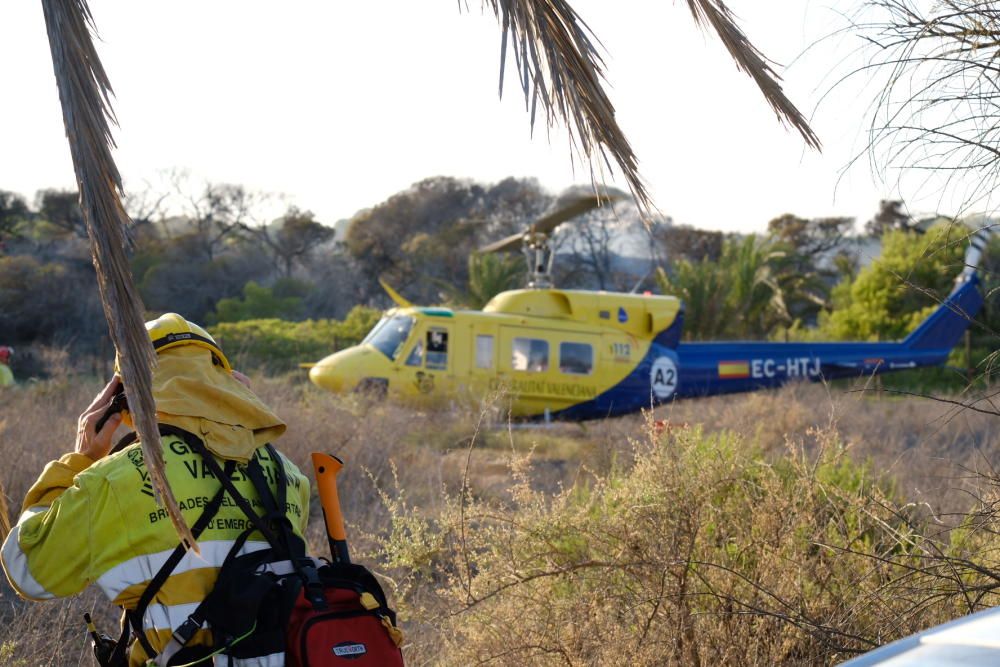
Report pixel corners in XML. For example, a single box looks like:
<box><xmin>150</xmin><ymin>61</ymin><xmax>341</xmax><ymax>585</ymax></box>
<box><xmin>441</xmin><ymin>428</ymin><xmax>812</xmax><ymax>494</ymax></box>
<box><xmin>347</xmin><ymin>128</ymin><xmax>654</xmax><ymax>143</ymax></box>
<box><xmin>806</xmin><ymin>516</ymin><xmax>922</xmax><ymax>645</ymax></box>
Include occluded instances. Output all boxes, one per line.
<box><xmin>401</xmin><ymin>325</ymin><xmax>452</xmax><ymax>395</ymax></box>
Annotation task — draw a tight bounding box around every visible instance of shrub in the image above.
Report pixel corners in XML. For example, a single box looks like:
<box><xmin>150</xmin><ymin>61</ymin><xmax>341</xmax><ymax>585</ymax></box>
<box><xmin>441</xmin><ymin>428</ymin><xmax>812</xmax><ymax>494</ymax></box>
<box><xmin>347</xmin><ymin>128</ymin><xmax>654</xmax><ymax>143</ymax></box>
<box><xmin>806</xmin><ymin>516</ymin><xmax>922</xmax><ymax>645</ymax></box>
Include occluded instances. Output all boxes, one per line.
<box><xmin>372</xmin><ymin>423</ymin><xmax>1000</xmax><ymax>665</ymax></box>
<box><xmin>209</xmin><ymin>306</ymin><xmax>380</xmax><ymax>372</ymax></box>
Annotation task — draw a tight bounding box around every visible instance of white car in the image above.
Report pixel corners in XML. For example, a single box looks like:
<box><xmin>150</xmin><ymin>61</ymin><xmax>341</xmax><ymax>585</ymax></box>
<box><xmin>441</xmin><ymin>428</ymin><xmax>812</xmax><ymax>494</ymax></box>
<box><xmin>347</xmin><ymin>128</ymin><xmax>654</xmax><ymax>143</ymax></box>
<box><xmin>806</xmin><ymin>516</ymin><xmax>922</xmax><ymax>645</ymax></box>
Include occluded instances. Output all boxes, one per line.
<box><xmin>840</xmin><ymin>607</ymin><xmax>1000</xmax><ymax>666</ymax></box>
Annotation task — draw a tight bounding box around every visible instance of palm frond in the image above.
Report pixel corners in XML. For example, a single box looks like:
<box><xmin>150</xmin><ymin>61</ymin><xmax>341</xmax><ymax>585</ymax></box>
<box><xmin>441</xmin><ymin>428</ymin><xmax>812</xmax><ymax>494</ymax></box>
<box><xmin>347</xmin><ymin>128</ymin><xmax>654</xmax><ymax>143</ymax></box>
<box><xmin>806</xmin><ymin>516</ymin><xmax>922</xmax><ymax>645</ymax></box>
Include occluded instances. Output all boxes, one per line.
<box><xmin>41</xmin><ymin>0</ymin><xmax>195</xmax><ymax>550</ymax></box>
<box><xmin>686</xmin><ymin>0</ymin><xmax>821</xmax><ymax>150</ymax></box>
<box><xmin>0</xmin><ymin>479</ymin><xmax>10</xmax><ymax>543</ymax></box>
<box><xmin>485</xmin><ymin>0</ymin><xmax>652</xmax><ymax>213</ymax></box>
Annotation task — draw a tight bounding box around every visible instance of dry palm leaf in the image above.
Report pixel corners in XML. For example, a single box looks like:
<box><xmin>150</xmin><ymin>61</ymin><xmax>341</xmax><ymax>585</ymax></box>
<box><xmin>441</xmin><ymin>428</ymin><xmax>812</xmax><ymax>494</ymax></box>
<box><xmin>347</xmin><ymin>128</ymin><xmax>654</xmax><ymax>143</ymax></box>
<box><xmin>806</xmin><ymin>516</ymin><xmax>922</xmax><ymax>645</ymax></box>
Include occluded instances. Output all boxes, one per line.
<box><xmin>40</xmin><ymin>0</ymin><xmax>196</xmax><ymax>551</ymax></box>
<box><xmin>0</xmin><ymin>479</ymin><xmax>10</xmax><ymax>543</ymax></box>
<box><xmin>685</xmin><ymin>0</ymin><xmax>821</xmax><ymax>150</ymax></box>
<box><xmin>486</xmin><ymin>0</ymin><xmax>649</xmax><ymax>211</ymax></box>
<box><xmin>485</xmin><ymin>0</ymin><xmax>820</xmax><ymax>216</ymax></box>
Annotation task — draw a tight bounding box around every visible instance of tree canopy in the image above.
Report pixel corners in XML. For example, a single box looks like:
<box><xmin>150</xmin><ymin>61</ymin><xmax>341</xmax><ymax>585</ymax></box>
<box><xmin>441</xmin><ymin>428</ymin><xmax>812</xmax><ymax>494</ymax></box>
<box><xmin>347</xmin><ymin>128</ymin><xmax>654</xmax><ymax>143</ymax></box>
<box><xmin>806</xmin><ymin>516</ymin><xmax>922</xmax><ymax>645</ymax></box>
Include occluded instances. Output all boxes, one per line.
<box><xmin>819</xmin><ymin>226</ymin><xmax>966</xmax><ymax>341</ymax></box>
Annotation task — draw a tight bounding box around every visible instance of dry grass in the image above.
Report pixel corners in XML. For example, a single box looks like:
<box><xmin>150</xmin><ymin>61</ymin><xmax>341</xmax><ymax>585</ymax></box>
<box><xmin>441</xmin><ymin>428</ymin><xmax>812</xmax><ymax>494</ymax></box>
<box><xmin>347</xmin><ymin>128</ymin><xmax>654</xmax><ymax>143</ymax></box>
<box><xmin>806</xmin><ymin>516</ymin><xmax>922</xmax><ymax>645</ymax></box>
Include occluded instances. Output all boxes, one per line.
<box><xmin>2</xmin><ymin>375</ymin><xmax>1000</xmax><ymax>665</ymax></box>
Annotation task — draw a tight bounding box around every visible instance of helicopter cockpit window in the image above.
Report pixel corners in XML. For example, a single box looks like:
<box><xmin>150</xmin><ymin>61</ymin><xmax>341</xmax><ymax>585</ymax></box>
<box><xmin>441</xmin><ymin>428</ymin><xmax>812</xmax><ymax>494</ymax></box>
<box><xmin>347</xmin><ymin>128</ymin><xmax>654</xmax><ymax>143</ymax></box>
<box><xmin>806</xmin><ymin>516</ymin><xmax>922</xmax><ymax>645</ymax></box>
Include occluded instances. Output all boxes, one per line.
<box><xmin>364</xmin><ymin>315</ymin><xmax>414</xmax><ymax>361</ymax></box>
<box><xmin>512</xmin><ymin>338</ymin><xmax>549</xmax><ymax>372</ymax></box>
<box><xmin>559</xmin><ymin>342</ymin><xmax>593</xmax><ymax>375</ymax></box>
<box><xmin>426</xmin><ymin>328</ymin><xmax>449</xmax><ymax>370</ymax></box>
<box><xmin>405</xmin><ymin>339</ymin><xmax>423</xmax><ymax>367</ymax></box>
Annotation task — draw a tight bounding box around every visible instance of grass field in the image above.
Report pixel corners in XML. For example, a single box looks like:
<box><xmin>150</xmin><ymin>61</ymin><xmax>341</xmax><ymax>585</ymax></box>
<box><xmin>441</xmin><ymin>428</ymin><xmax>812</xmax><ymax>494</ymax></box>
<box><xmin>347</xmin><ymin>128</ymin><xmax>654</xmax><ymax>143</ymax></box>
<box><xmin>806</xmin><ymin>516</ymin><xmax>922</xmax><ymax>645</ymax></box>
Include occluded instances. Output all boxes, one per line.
<box><xmin>2</xmin><ymin>373</ymin><xmax>1000</xmax><ymax>665</ymax></box>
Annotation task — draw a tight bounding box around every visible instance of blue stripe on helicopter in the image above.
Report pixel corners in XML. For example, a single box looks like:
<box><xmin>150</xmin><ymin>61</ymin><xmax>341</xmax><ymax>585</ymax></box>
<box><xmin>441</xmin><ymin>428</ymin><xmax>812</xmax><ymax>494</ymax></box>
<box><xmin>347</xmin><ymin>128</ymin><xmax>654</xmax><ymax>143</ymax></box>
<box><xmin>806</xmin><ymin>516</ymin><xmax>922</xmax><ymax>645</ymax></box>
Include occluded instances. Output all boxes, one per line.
<box><xmin>553</xmin><ymin>274</ymin><xmax>983</xmax><ymax>420</ymax></box>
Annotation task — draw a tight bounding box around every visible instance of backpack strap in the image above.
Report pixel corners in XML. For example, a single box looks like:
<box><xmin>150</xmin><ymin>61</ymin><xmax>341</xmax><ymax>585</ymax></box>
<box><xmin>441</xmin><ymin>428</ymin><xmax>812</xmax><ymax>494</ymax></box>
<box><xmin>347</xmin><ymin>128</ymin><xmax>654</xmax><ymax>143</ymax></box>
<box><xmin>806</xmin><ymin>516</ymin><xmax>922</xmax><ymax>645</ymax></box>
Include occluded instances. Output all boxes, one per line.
<box><xmin>177</xmin><ymin>430</ymin><xmax>285</xmax><ymax>550</ymax></box>
<box><xmin>245</xmin><ymin>445</ymin><xmax>302</xmax><ymax>558</ymax></box>
<box><xmin>209</xmin><ymin>448</ymin><xmax>302</xmax><ymax>567</ymax></box>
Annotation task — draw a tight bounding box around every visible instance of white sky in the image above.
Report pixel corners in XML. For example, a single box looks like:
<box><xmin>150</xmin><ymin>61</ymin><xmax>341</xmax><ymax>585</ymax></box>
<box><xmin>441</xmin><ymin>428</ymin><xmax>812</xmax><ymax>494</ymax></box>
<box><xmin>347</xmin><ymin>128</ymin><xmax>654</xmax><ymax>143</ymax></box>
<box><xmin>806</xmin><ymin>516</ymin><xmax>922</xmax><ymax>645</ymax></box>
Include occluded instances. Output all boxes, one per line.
<box><xmin>0</xmin><ymin>1</ymin><xmax>955</xmax><ymax>233</ymax></box>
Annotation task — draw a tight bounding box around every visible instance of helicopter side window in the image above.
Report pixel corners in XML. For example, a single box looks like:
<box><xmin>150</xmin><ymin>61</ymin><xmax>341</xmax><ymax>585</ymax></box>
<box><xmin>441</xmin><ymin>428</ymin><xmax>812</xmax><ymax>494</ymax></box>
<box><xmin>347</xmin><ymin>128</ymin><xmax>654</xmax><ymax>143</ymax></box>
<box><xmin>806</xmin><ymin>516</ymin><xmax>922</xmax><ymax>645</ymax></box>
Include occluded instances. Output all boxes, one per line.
<box><xmin>475</xmin><ymin>335</ymin><xmax>494</xmax><ymax>369</ymax></box>
<box><xmin>426</xmin><ymin>328</ymin><xmax>449</xmax><ymax>370</ymax></box>
<box><xmin>512</xmin><ymin>337</ymin><xmax>549</xmax><ymax>373</ymax></box>
<box><xmin>559</xmin><ymin>342</ymin><xmax>593</xmax><ymax>375</ymax></box>
<box><xmin>405</xmin><ymin>339</ymin><xmax>424</xmax><ymax>367</ymax></box>
<box><xmin>364</xmin><ymin>315</ymin><xmax>414</xmax><ymax>361</ymax></box>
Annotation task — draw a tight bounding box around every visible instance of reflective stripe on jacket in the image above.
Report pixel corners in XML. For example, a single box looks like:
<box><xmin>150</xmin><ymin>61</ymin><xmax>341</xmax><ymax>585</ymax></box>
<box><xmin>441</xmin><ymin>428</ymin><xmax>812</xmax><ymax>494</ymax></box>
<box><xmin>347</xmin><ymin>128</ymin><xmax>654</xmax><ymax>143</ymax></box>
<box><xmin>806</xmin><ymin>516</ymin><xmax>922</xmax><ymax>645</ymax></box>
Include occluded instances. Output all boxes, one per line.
<box><xmin>0</xmin><ymin>432</ymin><xmax>310</xmax><ymax>665</ymax></box>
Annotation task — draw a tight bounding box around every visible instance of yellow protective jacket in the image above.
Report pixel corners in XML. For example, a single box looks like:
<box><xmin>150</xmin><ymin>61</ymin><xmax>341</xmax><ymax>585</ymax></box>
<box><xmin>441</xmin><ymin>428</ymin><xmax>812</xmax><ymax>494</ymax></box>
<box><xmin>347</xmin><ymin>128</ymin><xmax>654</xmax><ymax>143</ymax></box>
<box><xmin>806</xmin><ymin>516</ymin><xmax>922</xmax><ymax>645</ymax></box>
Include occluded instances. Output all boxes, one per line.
<box><xmin>0</xmin><ymin>363</ymin><xmax>13</xmax><ymax>387</ymax></box>
<box><xmin>0</xmin><ymin>347</ymin><xmax>310</xmax><ymax>666</ymax></box>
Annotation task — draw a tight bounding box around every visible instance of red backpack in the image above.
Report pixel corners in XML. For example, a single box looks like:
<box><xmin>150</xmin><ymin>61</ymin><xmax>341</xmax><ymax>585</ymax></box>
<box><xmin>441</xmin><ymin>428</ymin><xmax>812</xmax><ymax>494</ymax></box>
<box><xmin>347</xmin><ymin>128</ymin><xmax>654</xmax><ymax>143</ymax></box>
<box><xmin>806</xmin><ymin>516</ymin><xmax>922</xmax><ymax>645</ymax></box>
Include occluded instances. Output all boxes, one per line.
<box><xmin>286</xmin><ymin>562</ymin><xmax>405</xmax><ymax>666</ymax></box>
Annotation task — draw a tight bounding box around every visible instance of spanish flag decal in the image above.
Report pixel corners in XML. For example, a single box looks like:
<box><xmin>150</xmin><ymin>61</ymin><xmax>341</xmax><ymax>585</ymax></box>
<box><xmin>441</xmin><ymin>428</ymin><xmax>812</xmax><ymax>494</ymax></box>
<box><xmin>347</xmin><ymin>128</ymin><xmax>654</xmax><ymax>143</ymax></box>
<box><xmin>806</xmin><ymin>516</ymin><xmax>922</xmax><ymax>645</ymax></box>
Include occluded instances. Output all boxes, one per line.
<box><xmin>718</xmin><ymin>361</ymin><xmax>750</xmax><ymax>379</ymax></box>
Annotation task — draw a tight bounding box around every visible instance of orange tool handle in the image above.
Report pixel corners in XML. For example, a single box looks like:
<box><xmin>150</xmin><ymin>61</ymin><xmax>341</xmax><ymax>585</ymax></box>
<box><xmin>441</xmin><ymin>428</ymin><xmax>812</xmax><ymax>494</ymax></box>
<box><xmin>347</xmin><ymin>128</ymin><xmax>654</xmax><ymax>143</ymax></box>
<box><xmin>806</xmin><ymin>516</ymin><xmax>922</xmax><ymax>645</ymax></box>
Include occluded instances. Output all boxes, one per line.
<box><xmin>311</xmin><ymin>452</ymin><xmax>350</xmax><ymax>563</ymax></box>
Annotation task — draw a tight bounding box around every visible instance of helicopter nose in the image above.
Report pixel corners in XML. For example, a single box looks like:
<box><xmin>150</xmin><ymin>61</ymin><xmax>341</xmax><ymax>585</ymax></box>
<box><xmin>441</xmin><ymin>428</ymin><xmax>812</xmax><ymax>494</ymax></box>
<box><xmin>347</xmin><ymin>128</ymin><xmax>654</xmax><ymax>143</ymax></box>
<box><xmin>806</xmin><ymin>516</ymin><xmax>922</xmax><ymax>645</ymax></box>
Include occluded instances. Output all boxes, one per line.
<box><xmin>309</xmin><ymin>358</ymin><xmax>345</xmax><ymax>393</ymax></box>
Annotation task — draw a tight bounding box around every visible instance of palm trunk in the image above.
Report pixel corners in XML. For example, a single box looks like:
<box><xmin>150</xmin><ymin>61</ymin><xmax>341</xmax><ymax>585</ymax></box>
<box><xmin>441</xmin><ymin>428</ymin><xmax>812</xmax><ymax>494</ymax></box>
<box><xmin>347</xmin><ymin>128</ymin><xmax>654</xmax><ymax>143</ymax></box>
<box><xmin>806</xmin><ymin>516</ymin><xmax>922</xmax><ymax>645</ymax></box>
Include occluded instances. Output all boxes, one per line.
<box><xmin>40</xmin><ymin>0</ymin><xmax>195</xmax><ymax>550</ymax></box>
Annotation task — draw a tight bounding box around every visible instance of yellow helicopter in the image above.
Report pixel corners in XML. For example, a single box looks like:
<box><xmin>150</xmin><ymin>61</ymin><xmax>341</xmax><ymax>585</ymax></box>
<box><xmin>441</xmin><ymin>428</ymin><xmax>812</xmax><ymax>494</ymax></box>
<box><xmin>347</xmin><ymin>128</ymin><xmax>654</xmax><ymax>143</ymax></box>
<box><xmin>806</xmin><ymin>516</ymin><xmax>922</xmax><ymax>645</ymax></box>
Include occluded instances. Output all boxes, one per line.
<box><xmin>307</xmin><ymin>195</ymin><xmax>684</xmax><ymax>419</ymax></box>
<box><xmin>307</xmin><ymin>197</ymin><xmax>987</xmax><ymax>419</ymax></box>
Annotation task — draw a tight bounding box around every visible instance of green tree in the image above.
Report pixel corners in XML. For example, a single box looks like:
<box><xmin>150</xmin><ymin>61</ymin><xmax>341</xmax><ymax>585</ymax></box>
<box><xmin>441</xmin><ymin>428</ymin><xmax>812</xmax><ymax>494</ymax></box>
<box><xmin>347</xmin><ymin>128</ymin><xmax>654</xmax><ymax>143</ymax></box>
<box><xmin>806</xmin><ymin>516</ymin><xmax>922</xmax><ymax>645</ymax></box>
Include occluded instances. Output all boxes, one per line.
<box><xmin>34</xmin><ymin>189</ymin><xmax>87</xmax><ymax>239</ymax></box>
<box><xmin>766</xmin><ymin>213</ymin><xmax>854</xmax><ymax>325</ymax></box>
<box><xmin>767</xmin><ymin>213</ymin><xmax>853</xmax><ymax>258</ymax></box>
<box><xmin>0</xmin><ymin>254</ymin><xmax>105</xmax><ymax>346</ymax></box>
<box><xmin>178</xmin><ymin>180</ymin><xmax>264</xmax><ymax>261</ymax></box>
<box><xmin>139</xmin><ymin>247</ymin><xmax>266</xmax><ymax>323</ymax></box>
<box><xmin>335</xmin><ymin>304</ymin><xmax>383</xmax><ymax>343</ymax></box>
<box><xmin>725</xmin><ymin>235</ymin><xmax>787</xmax><ymax>337</ymax></box>
<box><xmin>657</xmin><ymin>235</ymin><xmax>787</xmax><ymax>340</ymax></box>
<box><xmin>819</xmin><ymin>226</ymin><xmax>965</xmax><ymax>341</ymax></box>
<box><xmin>659</xmin><ymin>224</ymin><xmax>725</xmax><ymax>263</ymax></box>
<box><xmin>439</xmin><ymin>253</ymin><xmax>527</xmax><ymax>309</ymax></box>
<box><xmin>865</xmin><ymin>200</ymin><xmax>913</xmax><ymax>238</ymax></box>
<box><xmin>657</xmin><ymin>259</ymin><xmax>731</xmax><ymax>340</ymax></box>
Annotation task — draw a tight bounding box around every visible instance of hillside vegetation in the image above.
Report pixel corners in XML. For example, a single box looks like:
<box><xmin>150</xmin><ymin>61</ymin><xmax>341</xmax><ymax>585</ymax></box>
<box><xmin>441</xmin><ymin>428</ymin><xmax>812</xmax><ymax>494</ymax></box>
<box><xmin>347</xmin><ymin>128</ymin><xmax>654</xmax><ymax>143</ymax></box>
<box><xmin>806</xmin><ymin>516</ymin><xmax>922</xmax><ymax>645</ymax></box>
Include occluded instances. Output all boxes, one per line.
<box><xmin>5</xmin><ymin>178</ymin><xmax>1000</xmax><ymax>388</ymax></box>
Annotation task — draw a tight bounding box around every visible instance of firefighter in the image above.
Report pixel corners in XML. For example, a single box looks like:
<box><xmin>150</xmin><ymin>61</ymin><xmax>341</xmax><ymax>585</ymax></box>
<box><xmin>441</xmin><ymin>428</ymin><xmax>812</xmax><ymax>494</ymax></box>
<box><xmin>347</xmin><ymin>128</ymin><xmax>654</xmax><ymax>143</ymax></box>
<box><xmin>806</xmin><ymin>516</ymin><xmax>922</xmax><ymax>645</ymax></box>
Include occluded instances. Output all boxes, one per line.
<box><xmin>0</xmin><ymin>314</ymin><xmax>310</xmax><ymax>666</ymax></box>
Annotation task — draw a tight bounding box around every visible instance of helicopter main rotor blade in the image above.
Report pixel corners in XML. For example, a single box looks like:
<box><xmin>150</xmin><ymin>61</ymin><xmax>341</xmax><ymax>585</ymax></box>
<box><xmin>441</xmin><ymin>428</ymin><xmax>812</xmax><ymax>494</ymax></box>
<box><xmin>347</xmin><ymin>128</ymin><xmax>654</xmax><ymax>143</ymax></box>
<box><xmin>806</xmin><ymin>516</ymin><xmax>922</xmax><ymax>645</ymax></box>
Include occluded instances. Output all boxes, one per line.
<box><xmin>479</xmin><ymin>231</ymin><xmax>528</xmax><ymax>254</ymax></box>
<box><xmin>478</xmin><ymin>194</ymin><xmax>617</xmax><ymax>254</ymax></box>
<box><xmin>532</xmin><ymin>194</ymin><xmax>612</xmax><ymax>236</ymax></box>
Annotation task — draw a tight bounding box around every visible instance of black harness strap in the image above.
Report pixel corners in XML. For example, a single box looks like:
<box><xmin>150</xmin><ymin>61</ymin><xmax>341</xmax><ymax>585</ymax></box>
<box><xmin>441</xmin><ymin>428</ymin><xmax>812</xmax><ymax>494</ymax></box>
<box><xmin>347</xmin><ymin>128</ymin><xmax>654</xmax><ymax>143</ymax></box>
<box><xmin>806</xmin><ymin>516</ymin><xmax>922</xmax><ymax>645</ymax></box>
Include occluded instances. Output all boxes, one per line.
<box><xmin>179</xmin><ymin>432</ymin><xmax>285</xmax><ymax>550</ymax></box>
<box><xmin>212</xmin><ymin>447</ymin><xmax>302</xmax><ymax>568</ymax></box>
<box><xmin>246</xmin><ymin>445</ymin><xmax>299</xmax><ymax>553</ymax></box>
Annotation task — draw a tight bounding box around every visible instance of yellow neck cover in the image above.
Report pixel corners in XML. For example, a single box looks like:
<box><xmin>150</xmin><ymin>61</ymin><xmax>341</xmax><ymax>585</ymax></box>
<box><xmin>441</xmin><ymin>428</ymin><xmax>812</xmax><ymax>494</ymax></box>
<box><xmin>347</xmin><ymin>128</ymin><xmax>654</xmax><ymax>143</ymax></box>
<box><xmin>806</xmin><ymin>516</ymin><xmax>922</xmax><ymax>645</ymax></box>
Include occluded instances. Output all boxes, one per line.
<box><xmin>125</xmin><ymin>346</ymin><xmax>285</xmax><ymax>462</ymax></box>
